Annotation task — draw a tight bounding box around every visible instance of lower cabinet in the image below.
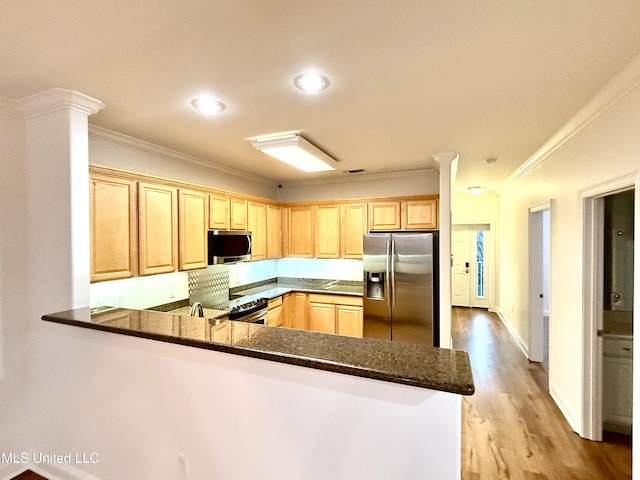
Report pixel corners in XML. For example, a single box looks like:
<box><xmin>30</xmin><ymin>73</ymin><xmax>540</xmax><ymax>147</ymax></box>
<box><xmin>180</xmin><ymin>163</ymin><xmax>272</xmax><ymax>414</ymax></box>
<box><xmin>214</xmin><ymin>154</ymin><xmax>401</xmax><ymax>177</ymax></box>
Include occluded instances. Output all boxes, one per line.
<box><xmin>283</xmin><ymin>292</ymin><xmax>308</xmax><ymax>330</ymax></box>
<box><xmin>307</xmin><ymin>294</ymin><xmax>363</xmax><ymax>337</ymax></box>
<box><xmin>602</xmin><ymin>337</ymin><xmax>633</xmax><ymax>432</ymax></box>
<box><xmin>267</xmin><ymin>297</ymin><xmax>283</xmax><ymax>327</ymax></box>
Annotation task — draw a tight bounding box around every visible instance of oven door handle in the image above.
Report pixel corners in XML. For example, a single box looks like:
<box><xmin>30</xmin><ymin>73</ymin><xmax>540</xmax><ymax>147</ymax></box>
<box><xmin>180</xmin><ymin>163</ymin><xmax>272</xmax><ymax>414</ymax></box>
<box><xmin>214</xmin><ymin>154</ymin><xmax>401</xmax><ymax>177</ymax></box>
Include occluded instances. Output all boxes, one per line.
<box><xmin>235</xmin><ymin>308</ymin><xmax>268</xmax><ymax>324</ymax></box>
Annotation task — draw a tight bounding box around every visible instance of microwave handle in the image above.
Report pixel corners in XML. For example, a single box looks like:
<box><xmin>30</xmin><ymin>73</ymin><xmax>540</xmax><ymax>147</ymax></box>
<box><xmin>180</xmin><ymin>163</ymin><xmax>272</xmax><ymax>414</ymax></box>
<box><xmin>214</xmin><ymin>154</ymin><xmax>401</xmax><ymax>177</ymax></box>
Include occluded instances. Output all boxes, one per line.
<box><xmin>247</xmin><ymin>235</ymin><xmax>252</xmax><ymax>255</ymax></box>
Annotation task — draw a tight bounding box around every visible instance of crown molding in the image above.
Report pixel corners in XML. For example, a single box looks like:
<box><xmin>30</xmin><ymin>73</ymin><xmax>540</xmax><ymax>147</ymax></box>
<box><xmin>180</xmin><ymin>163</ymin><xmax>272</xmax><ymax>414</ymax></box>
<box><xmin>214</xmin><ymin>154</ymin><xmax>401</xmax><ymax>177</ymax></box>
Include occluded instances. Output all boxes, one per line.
<box><xmin>17</xmin><ymin>88</ymin><xmax>104</xmax><ymax>118</ymax></box>
<box><xmin>278</xmin><ymin>168</ymin><xmax>438</xmax><ymax>188</ymax></box>
<box><xmin>0</xmin><ymin>89</ymin><xmax>104</xmax><ymax>119</ymax></box>
<box><xmin>506</xmin><ymin>53</ymin><xmax>640</xmax><ymax>184</ymax></box>
<box><xmin>88</xmin><ymin>125</ymin><xmax>275</xmax><ymax>186</ymax></box>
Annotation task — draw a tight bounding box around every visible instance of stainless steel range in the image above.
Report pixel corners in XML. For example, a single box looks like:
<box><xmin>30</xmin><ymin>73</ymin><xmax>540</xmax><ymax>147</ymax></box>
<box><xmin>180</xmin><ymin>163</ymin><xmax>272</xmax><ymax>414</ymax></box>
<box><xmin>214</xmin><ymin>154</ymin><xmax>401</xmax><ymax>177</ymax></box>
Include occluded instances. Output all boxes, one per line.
<box><xmin>228</xmin><ymin>298</ymin><xmax>268</xmax><ymax>324</ymax></box>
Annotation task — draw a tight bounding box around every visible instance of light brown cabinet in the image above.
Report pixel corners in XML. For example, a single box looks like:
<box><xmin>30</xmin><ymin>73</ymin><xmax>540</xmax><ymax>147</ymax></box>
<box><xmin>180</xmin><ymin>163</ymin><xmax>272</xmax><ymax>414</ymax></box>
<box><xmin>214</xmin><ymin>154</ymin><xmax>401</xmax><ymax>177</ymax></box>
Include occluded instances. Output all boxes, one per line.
<box><xmin>336</xmin><ymin>304</ymin><xmax>364</xmax><ymax>337</ymax></box>
<box><xmin>288</xmin><ymin>206</ymin><xmax>314</xmax><ymax>257</ymax></box>
<box><xmin>341</xmin><ymin>203</ymin><xmax>367</xmax><ymax>259</ymax></box>
<box><xmin>306</xmin><ymin>294</ymin><xmax>363</xmax><ymax>337</ymax></box>
<box><xmin>267</xmin><ymin>204</ymin><xmax>283</xmax><ymax>259</ymax></box>
<box><xmin>138</xmin><ymin>182</ymin><xmax>178</xmax><ymax>275</ymax></box>
<box><xmin>308</xmin><ymin>301</ymin><xmax>336</xmax><ymax>333</ymax></box>
<box><xmin>248</xmin><ymin>201</ymin><xmax>267</xmax><ymax>260</ymax></box>
<box><xmin>178</xmin><ymin>189</ymin><xmax>208</xmax><ymax>270</ymax></box>
<box><xmin>283</xmin><ymin>292</ymin><xmax>308</xmax><ymax>330</ymax></box>
<box><xmin>401</xmin><ymin>199</ymin><xmax>438</xmax><ymax>230</ymax></box>
<box><xmin>369</xmin><ymin>201</ymin><xmax>401</xmax><ymax>231</ymax></box>
<box><xmin>315</xmin><ymin>204</ymin><xmax>340</xmax><ymax>258</ymax></box>
<box><xmin>89</xmin><ymin>174</ymin><xmax>137</xmax><ymax>282</ymax></box>
<box><xmin>208</xmin><ymin>193</ymin><xmax>229</xmax><ymax>230</ymax></box>
<box><xmin>229</xmin><ymin>197</ymin><xmax>248</xmax><ymax>230</ymax></box>
<box><xmin>267</xmin><ymin>296</ymin><xmax>283</xmax><ymax>327</ymax></box>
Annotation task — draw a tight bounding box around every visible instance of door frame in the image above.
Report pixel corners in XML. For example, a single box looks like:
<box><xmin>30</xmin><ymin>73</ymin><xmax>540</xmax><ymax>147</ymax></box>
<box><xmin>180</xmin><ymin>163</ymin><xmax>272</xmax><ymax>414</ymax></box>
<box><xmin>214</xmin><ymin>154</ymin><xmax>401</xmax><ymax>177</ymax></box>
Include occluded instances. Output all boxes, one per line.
<box><xmin>528</xmin><ymin>200</ymin><xmax>551</xmax><ymax>364</ymax></box>
<box><xmin>581</xmin><ymin>173</ymin><xmax>638</xmax><ymax>444</ymax></box>
<box><xmin>451</xmin><ymin>221</ymin><xmax>495</xmax><ymax>310</ymax></box>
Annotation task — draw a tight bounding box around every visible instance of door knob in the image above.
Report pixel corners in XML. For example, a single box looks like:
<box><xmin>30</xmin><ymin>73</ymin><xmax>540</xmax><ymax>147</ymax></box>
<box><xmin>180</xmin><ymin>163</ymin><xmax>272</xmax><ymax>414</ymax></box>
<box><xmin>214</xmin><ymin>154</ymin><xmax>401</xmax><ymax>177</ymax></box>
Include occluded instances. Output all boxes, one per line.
<box><xmin>465</xmin><ymin>261</ymin><xmax>470</xmax><ymax>274</ymax></box>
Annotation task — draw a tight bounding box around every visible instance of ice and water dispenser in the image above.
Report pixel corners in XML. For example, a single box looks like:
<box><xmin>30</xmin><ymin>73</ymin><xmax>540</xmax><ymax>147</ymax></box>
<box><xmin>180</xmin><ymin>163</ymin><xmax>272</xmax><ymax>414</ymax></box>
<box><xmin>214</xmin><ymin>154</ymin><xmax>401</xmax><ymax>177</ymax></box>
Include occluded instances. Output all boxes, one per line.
<box><xmin>366</xmin><ymin>272</ymin><xmax>385</xmax><ymax>300</ymax></box>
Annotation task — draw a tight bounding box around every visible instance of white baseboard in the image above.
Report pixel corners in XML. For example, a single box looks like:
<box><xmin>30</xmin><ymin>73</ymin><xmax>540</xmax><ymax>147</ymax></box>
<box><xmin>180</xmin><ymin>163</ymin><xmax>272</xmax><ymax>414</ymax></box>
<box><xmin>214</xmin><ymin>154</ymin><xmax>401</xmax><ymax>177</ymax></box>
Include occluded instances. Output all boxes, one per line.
<box><xmin>549</xmin><ymin>379</ymin><xmax>581</xmax><ymax>435</ymax></box>
<box><xmin>492</xmin><ymin>307</ymin><xmax>529</xmax><ymax>358</ymax></box>
<box><xmin>0</xmin><ymin>463</ymin><xmax>25</xmax><ymax>480</ymax></box>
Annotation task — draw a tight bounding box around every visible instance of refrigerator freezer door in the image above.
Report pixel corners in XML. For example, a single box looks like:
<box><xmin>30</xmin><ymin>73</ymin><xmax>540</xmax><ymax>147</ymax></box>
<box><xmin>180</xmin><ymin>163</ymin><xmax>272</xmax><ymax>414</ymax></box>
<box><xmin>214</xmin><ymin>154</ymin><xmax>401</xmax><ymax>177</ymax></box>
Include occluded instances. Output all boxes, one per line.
<box><xmin>363</xmin><ymin>234</ymin><xmax>392</xmax><ymax>341</ymax></box>
<box><xmin>391</xmin><ymin>233</ymin><xmax>434</xmax><ymax>345</ymax></box>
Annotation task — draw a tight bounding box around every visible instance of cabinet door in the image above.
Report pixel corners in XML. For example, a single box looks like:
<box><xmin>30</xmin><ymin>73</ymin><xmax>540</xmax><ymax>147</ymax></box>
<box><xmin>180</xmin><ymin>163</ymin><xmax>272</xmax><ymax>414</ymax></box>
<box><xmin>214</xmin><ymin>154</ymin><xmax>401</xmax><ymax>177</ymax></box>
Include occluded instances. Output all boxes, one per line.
<box><xmin>248</xmin><ymin>201</ymin><xmax>267</xmax><ymax>261</ymax></box>
<box><xmin>267</xmin><ymin>304</ymin><xmax>283</xmax><ymax>327</ymax></box>
<box><xmin>90</xmin><ymin>174</ymin><xmax>137</xmax><ymax>282</ymax></box>
<box><xmin>266</xmin><ymin>204</ymin><xmax>283</xmax><ymax>259</ymax></box>
<box><xmin>289</xmin><ymin>206</ymin><xmax>314</xmax><ymax>257</ymax></box>
<box><xmin>230</xmin><ymin>197</ymin><xmax>248</xmax><ymax>230</ymax></box>
<box><xmin>341</xmin><ymin>203</ymin><xmax>367</xmax><ymax>259</ymax></box>
<box><xmin>284</xmin><ymin>292</ymin><xmax>308</xmax><ymax>330</ymax></box>
<box><xmin>402</xmin><ymin>199</ymin><xmax>438</xmax><ymax>230</ymax></box>
<box><xmin>369</xmin><ymin>202</ymin><xmax>401</xmax><ymax>230</ymax></box>
<box><xmin>336</xmin><ymin>305</ymin><xmax>363</xmax><ymax>337</ymax></box>
<box><xmin>138</xmin><ymin>182</ymin><xmax>178</xmax><ymax>275</ymax></box>
<box><xmin>178</xmin><ymin>189</ymin><xmax>207</xmax><ymax>270</ymax></box>
<box><xmin>209</xmin><ymin>193</ymin><xmax>229</xmax><ymax>230</ymax></box>
<box><xmin>315</xmin><ymin>204</ymin><xmax>340</xmax><ymax>258</ymax></box>
<box><xmin>602</xmin><ymin>356</ymin><xmax>633</xmax><ymax>427</ymax></box>
<box><xmin>308</xmin><ymin>302</ymin><xmax>336</xmax><ymax>334</ymax></box>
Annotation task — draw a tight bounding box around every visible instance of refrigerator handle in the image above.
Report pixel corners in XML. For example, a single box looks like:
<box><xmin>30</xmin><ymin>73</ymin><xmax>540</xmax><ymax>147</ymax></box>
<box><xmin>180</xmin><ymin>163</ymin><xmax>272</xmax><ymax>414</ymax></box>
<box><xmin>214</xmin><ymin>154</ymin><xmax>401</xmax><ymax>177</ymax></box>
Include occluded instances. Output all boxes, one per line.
<box><xmin>385</xmin><ymin>239</ymin><xmax>392</xmax><ymax>309</ymax></box>
<box><xmin>390</xmin><ymin>239</ymin><xmax>396</xmax><ymax>309</ymax></box>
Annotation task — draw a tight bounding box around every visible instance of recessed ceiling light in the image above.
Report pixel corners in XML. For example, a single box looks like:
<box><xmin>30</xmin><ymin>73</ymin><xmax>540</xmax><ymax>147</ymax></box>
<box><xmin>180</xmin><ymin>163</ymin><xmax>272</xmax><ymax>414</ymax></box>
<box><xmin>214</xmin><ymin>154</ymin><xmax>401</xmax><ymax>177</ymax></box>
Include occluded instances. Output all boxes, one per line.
<box><xmin>294</xmin><ymin>72</ymin><xmax>330</xmax><ymax>93</ymax></box>
<box><xmin>191</xmin><ymin>96</ymin><xmax>226</xmax><ymax>115</ymax></box>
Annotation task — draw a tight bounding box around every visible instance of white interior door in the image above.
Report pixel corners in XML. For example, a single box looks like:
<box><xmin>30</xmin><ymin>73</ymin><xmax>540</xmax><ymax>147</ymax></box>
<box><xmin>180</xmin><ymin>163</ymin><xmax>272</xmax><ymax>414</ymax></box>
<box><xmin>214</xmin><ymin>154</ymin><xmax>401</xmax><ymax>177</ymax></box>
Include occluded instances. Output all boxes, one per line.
<box><xmin>452</xmin><ymin>225</ymin><xmax>490</xmax><ymax>308</ymax></box>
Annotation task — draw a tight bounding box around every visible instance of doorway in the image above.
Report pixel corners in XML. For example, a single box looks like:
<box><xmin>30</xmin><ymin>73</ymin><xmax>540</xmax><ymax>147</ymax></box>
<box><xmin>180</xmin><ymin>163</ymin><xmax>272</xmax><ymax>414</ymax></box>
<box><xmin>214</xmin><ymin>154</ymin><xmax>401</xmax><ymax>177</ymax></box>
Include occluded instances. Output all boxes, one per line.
<box><xmin>582</xmin><ymin>175</ymin><xmax>637</xmax><ymax>447</ymax></box>
<box><xmin>452</xmin><ymin>224</ymin><xmax>491</xmax><ymax>308</ymax></box>
<box><xmin>528</xmin><ymin>203</ymin><xmax>551</xmax><ymax>371</ymax></box>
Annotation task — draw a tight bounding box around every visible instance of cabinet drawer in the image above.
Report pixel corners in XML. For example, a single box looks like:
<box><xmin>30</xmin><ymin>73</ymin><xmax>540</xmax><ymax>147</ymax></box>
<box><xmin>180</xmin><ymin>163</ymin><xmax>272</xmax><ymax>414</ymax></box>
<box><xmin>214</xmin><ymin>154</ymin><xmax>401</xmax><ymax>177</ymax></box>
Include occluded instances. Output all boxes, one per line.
<box><xmin>307</xmin><ymin>293</ymin><xmax>363</xmax><ymax>306</ymax></box>
<box><xmin>603</xmin><ymin>338</ymin><xmax>633</xmax><ymax>358</ymax></box>
<box><xmin>268</xmin><ymin>296</ymin><xmax>283</xmax><ymax>309</ymax></box>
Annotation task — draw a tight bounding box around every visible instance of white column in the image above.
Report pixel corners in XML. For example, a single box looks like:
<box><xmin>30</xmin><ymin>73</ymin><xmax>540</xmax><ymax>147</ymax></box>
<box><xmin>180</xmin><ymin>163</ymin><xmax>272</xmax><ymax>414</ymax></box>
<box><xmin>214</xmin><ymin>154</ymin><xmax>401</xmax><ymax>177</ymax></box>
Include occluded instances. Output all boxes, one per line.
<box><xmin>433</xmin><ymin>152</ymin><xmax>459</xmax><ymax>348</ymax></box>
<box><xmin>18</xmin><ymin>88</ymin><xmax>104</xmax><ymax>312</ymax></box>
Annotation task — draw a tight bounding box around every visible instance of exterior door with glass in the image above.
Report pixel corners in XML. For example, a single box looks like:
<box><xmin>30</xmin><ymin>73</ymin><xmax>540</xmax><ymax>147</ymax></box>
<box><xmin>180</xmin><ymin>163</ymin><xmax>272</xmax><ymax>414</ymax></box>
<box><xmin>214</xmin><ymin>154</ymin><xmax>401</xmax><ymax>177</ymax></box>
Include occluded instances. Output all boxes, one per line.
<box><xmin>451</xmin><ymin>224</ymin><xmax>490</xmax><ymax>308</ymax></box>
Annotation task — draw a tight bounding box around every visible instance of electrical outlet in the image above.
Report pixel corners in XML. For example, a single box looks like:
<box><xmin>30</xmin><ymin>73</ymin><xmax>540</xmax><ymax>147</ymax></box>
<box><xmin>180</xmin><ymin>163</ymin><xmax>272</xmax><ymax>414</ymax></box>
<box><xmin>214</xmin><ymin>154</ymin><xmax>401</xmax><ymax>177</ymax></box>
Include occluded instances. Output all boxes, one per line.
<box><xmin>178</xmin><ymin>453</ymin><xmax>188</xmax><ymax>477</ymax></box>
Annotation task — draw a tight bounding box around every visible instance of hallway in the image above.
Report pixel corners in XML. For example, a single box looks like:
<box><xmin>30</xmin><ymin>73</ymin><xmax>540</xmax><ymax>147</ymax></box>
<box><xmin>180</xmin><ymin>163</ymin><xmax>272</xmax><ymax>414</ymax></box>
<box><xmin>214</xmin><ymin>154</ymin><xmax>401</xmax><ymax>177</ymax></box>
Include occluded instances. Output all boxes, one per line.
<box><xmin>452</xmin><ymin>307</ymin><xmax>632</xmax><ymax>479</ymax></box>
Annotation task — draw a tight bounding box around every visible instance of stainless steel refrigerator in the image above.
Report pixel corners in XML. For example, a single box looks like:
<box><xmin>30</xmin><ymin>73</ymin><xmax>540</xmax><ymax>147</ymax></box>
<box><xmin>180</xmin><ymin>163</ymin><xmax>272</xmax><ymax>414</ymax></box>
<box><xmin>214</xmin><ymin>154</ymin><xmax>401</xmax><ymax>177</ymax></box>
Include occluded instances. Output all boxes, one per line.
<box><xmin>363</xmin><ymin>232</ymin><xmax>439</xmax><ymax>346</ymax></box>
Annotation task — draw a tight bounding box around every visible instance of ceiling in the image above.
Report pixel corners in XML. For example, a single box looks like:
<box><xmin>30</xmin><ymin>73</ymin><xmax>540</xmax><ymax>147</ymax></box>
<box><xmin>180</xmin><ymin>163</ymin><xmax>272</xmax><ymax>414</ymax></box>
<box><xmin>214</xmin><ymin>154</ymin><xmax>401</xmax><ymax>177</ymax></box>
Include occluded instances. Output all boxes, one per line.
<box><xmin>3</xmin><ymin>1</ymin><xmax>640</xmax><ymax>191</ymax></box>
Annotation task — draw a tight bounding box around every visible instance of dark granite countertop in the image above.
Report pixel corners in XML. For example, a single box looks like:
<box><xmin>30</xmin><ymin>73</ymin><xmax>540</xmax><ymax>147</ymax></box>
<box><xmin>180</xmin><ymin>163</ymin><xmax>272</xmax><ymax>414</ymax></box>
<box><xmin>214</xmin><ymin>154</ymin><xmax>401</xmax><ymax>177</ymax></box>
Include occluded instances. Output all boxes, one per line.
<box><xmin>42</xmin><ymin>307</ymin><xmax>474</xmax><ymax>395</ymax></box>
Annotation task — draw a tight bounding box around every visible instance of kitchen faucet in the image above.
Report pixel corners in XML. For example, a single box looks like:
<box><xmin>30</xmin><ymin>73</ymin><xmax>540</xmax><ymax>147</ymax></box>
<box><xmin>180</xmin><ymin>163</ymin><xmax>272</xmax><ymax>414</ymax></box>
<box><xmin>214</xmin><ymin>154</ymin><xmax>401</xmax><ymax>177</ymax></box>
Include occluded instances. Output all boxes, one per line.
<box><xmin>190</xmin><ymin>301</ymin><xmax>204</xmax><ymax>317</ymax></box>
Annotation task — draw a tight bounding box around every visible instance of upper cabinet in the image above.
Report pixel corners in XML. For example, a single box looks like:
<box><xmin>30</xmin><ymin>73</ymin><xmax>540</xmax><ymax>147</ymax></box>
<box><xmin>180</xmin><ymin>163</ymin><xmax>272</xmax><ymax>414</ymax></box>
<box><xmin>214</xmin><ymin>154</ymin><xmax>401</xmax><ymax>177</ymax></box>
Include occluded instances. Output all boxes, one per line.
<box><xmin>289</xmin><ymin>206</ymin><xmax>314</xmax><ymax>257</ymax></box>
<box><xmin>401</xmin><ymin>199</ymin><xmax>438</xmax><ymax>230</ymax></box>
<box><xmin>315</xmin><ymin>204</ymin><xmax>340</xmax><ymax>258</ymax></box>
<box><xmin>267</xmin><ymin>204</ymin><xmax>283</xmax><ymax>259</ymax></box>
<box><xmin>369</xmin><ymin>198</ymin><xmax>438</xmax><ymax>231</ymax></box>
<box><xmin>341</xmin><ymin>203</ymin><xmax>367</xmax><ymax>259</ymax></box>
<box><xmin>229</xmin><ymin>197</ymin><xmax>248</xmax><ymax>230</ymax></box>
<box><xmin>178</xmin><ymin>189</ymin><xmax>208</xmax><ymax>271</ymax></box>
<box><xmin>369</xmin><ymin>201</ymin><xmax>401</xmax><ymax>231</ymax></box>
<box><xmin>138</xmin><ymin>182</ymin><xmax>178</xmax><ymax>275</ymax></box>
<box><xmin>208</xmin><ymin>193</ymin><xmax>229</xmax><ymax>230</ymax></box>
<box><xmin>90</xmin><ymin>174</ymin><xmax>137</xmax><ymax>282</ymax></box>
<box><xmin>248</xmin><ymin>201</ymin><xmax>267</xmax><ymax>261</ymax></box>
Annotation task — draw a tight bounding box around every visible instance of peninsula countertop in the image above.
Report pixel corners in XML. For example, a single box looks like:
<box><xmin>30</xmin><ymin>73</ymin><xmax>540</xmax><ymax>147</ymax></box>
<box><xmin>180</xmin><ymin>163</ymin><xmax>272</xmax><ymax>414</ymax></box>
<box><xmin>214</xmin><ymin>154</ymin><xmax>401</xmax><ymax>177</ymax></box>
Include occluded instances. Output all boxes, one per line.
<box><xmin>42</xmin><ymin>307</ymin><xmax>475</xmax><ymax>396</ymax></box>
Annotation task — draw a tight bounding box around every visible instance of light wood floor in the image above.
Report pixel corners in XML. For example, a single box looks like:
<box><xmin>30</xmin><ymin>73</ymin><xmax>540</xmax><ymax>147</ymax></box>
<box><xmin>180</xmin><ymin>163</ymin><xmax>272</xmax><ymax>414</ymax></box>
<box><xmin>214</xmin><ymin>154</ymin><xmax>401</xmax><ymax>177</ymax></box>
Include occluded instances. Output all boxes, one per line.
<box><xmin>453</xmin><ymin>307</ymin><xmax>632</xmax><ymax>479</ymax></box>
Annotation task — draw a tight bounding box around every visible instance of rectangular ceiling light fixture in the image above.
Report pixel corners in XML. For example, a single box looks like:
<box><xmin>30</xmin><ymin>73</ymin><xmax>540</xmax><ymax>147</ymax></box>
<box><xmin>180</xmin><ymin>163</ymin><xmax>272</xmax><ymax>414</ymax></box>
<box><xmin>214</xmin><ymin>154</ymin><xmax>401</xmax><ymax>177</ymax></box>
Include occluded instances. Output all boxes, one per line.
<box><xmin>251</xmin><ymin>133</ymin><xmax>336</xmax><ymax>173</ymax></box>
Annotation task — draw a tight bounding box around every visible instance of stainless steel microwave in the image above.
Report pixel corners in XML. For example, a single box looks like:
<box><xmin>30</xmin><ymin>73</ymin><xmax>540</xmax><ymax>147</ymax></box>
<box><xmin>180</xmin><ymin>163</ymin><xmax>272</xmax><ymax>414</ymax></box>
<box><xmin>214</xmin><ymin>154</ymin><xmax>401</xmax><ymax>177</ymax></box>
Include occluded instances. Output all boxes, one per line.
<box><xmin>207</xmin><ymin>230</ymin><xmax>251</xmax><ymax>264</ymax></box>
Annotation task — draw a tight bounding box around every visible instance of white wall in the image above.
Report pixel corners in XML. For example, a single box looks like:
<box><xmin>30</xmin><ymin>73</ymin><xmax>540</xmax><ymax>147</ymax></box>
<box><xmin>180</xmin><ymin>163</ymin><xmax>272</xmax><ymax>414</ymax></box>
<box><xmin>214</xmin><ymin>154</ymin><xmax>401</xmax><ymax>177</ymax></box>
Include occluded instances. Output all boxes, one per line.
<box><xmin>89</xmin><ymin>272</ymin><xmax>189</xmax><ymax>309</ymax></box>
<box><xmin>277</xmin><ymin>169</ymin><xmax>439</xmax><ymax>202</ymax></box>
<box><xmin>0</xmin><ymin>102</ymin><xmax>30</xmax><ymax>471</ymax></box>
<box><xmin>496</xmin><ymin>54</ymin><xmax>640</xmax><ymax>449</ymax></box>
<box><xmin>89</xmin><ymin>128</ymin><xmax>278</xmax><ymax>199</ymax></box>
